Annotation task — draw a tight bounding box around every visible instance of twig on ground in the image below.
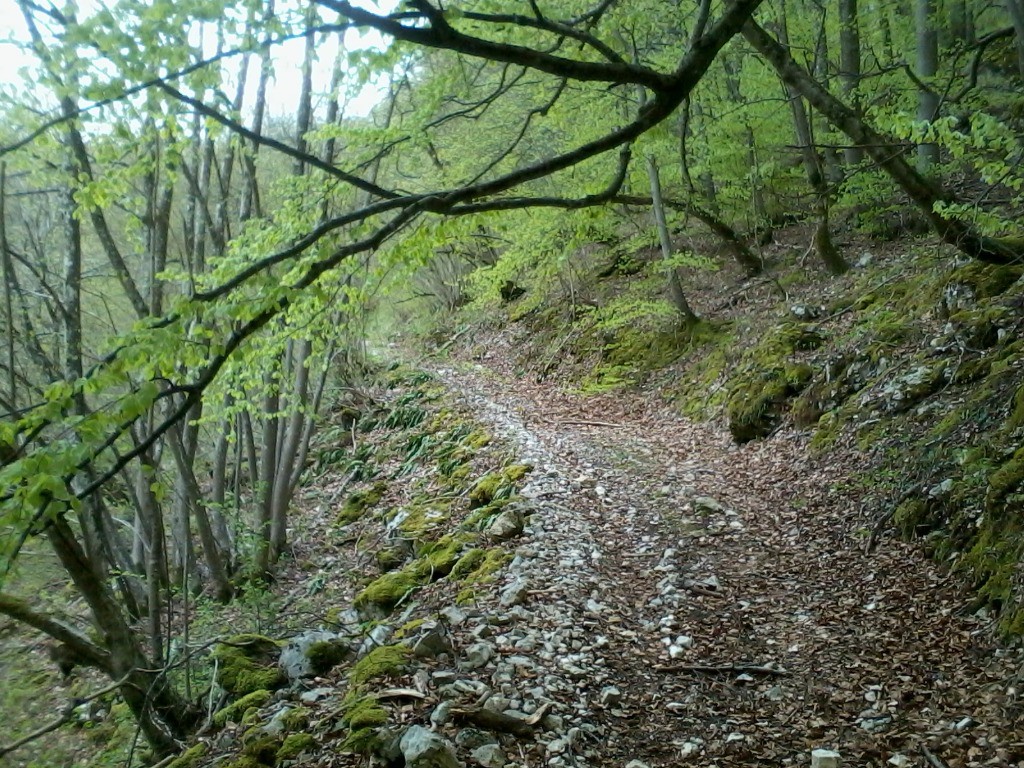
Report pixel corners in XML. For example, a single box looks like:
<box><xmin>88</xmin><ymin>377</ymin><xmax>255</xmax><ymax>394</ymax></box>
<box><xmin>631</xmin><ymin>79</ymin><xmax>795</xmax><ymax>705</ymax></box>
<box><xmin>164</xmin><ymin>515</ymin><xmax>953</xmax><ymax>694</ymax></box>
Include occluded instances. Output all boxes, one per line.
<box><xmin>657</xmin><ymin>662</ymin><xmax>788</xmax><ymax>676</ymax></box>
<box><xmin>922</xmin><ymin>744</ymin><xmax>949</xmax><ymax>768</ymax></box>
<box><xmin>557</xmin><ymin>419</ymin><xmax>625</xmax><ymax>428</ymax></box>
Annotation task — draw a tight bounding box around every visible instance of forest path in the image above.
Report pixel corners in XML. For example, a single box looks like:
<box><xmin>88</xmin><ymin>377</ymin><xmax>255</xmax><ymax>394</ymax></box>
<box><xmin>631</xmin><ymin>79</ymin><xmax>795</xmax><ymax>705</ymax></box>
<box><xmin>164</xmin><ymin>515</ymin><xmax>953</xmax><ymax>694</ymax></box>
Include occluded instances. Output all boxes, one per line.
<box><xmin>434</xmin><ymin>358</ymin><xmax>1022</xmax><ymax>768</ymax></box>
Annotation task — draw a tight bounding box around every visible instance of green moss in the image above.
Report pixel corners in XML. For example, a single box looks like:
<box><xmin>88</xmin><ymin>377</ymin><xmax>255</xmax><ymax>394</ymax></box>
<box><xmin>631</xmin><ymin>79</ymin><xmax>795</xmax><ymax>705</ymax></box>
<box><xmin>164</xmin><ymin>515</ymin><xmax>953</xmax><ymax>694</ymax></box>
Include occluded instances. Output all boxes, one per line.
<box><xmin>355</xmin><ymin>567</ymin><xmax>426</xmax><ymax>613</ymax></box>
<box><xmin>277</xmin><ymin>733</ymin><xmax>316</xmax><ymax>761</ymax></box>
<box><xmin>337</xmin><ymin>481</ymin><xmax>388</xmax><ymax>525</ymax></box>
<box><xmin>727</xmin><ymin>363</ymin><xmax>813</xmax><ymax>443</ymax></box>
<box><xmin>394</xmin><ymin>499</ymin><xmax>453</xmax><ymax>539</ymax></box>
<box><xmin>278</xmin><ymin>708</ymin><xmax>309</xmax><ymax>732</ymax></box>
<box><xmin>469</xmin><ymin>464</ymin><xmax>532</xmax><ymax>507</ymax></box>
<box><xmin>1005</xmin><ymin>383</ymin><xmax>1024</xmax><ymax>432</ymax></box>
<box><xmin>458</xmin><ymin>548</ymin><xmax>512</xmax><ymax>585</ymax></box>
<box><xmin>304</xmin><ymin>639</ymin><xmax>349</xmax><ymax>675</ymax></box>
<box><xmin>893</xmin><ymin>498</ymin><xmax>929</xmax><ymax>536</ymax></box>
<box><xmin>986</xmin><ymin>447</ymin><xmax>1024</xmax><ymax>508</ymax></box>
<box><xmin>339</xmin><ymin>727</ymin><xmax>383</xmax><ymax>755</ymax></box>
<box><xmin>450</xmin><ymin>548</ymin><xmax>487</xmax><ymax>580</ymax></box>
<box><xmin>212</xmin><ymin>635</ymin><xmax>286</xmax><ymax>697</ymax></box>
<box><xmin>394</xmin><ymin>618</ymin><xmax>426</xmax><ymax>639</ymax></box>
<box><xmin>348</xmin><ymin>644</ymin><xmax>412</xmax><ymax>687</ymax></box>
<box><xmin>947</xmin><ymin>262</ymin><xmax>1024</xmax><ymax>299</ymax></box>
<box><xmin>343</xmin><ymin>694</ymin><xmax>389</xmax><ymax>729</ymax></box>
<box><xmin>417</xmin><ymin>533</ymin><xmax>471</xmax><ymax>574</ymax></box>
<box><xmin>221</xmin><ymin>757</ymin><xmax>262</xmax><ymax>768</ymax></box>
<box><xmin>213</xmin><ymin>689</ymin><xmax>272</xmax><ymax>728</ymax></box>
<box><xmin>166</xmin><ymin>742</ymin><xmax>209</xmax><ymax>768</ymax></box>
<box><xmin>375</xmin><ymin>546</ymin><xmax>407</xmax><ymax>572</ymax></box>
<box><xmin>242</xmin><ymin>735</ymin><xmax>282</xmax><ymax>765</ymax></box>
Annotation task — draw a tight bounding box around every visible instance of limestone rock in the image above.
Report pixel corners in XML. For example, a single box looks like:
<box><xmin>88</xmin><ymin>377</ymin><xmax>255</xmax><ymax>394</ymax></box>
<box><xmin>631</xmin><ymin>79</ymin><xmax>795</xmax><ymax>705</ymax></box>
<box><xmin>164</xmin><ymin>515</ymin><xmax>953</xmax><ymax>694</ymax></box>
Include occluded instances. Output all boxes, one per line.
<box><xmin>811</xmin><ymin>748</ymin><xmax>841</xmax><ymax>768</ymax></box>
<box><xmin>487</xmin><ymin>507</ymin><xmax>525</xmax><ymax>541</ymax></box>
<box><xmin>460</xmin><ymin>642</ymin><xmax>494</xmax><ymax>671</ymax></box>
<box><xmin>278</xmin><ymin>630</ymin><xmax>350</xmax><ymax>680</ymax></box>
<box><xmin>413</xmin><ymin>626</ymin><xmax>453</xmax><ymax>659</ymax></box>
<box><xmin>400</xmin><ymin>725</ymin><xmax>460</xmax><ymax>768</ymax></box>
<box><xmin>499</xmin><ymin>577</ymin><xmax>530</xmax><ymax>607</ymax></box>
<box><xmin>471</xmin><ymin>743</ymin><xmax>506</xmax><ymax>768</ymax></box>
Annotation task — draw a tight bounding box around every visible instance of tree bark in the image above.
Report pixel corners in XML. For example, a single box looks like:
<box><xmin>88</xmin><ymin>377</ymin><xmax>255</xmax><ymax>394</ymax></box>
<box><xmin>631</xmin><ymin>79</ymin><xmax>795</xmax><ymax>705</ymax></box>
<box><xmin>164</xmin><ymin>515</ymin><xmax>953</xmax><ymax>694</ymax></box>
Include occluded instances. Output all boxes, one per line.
<box><xmin>838</xmin><ymin>0</ymin><xmax>864</xmax><ymax>165</ymax></box>
<box><xmin>916</xmin><ymin>0</ymin><xmax>940</xmax><ymax>170</ymax></box>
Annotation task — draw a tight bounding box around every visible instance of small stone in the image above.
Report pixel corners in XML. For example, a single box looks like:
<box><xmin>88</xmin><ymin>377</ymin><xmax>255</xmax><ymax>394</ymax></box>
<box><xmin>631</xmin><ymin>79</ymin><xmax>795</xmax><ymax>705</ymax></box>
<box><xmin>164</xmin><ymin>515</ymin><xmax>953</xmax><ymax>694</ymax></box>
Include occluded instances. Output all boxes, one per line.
<box><xmin>298</xmin><ymin>687</ymin><xmax>334</xmax><ymax>703</ymax></box>
<box><xmin>488</xmin><ymin>508</ymin><xmax>525</xmax><ymax>541</ymax></box>
<box><xmin>400</xmin><ymin>725</ymin><xmax>459</xmax><ymax>768</ymax></box>
<box><xmin>811</xmin><ymin>748</ymin><xmax>841</xmax><ymax>768</ymax></box>
<box><xmin>430</xmin><ymin>701</ymin><xmax>454</xmax><ymax>726</ymax></box>
<box><xmin>460</xmin><ymin>642</ymin><xmax>494</xmax><ymax>671</ymax></box>
<box><xmin>456</xmin><ymin>728</ymin><xmax>497</xmax><ymax>750</ymax></box>
<box><xmin>440</xmin><ymin>606</ymin><xmax>469</xmax><ymax>626</ymax></box>
<box><xmin>413</xmin><ymin>628</ymin><xmax>453</xmax><ymax>659</ymax></box>
<box><xmin>955</xmin><ymin>716</ymin><xmax>975</xmax><ymax>731</ymax></box>
<box><xmin>693</xmin><ymin>496</ymin><xmax>726</xmax><ymax>514</ymax></box>
<box><xmin>625</xmin><ymin>761</ymin><xmax>651</xmax><ymax>768</ymax></box>
<box><xmin>888</xmin><ymin>755</ymin><xmax>911</xmax><ymax>767</ymax></box>
<box><xmin>500</xmin><ymin>578</ymin><xmax>530</xmax><ymax>607</ymax></box>
<box><xmin>599</xmin><ymin>686</ymin><xmax>622</xmax><ymax>706</ymax></box>
<box><xmin>472</xmin><ymin>743</ymin><xmax>507</xmax><ymax>768</ymax></box>
<box><xmin>483</xmin><ymin>696</ymin><xmax>510</xmax><ymax>713</ymax></box>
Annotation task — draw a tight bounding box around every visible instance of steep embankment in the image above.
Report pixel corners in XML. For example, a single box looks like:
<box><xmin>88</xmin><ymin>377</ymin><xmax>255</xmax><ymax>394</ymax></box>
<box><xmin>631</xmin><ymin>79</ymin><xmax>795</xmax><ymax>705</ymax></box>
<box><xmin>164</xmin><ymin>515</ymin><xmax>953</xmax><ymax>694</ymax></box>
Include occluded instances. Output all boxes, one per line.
<box><xmin>472</xmin><ymin>234</ymin><xmax>1024</xmax><ymax>634</ymax></box>
<box><xmin>177</xmin><ymin>359</ymin><xmax>1023</xmax><ymax>768</ymax></box>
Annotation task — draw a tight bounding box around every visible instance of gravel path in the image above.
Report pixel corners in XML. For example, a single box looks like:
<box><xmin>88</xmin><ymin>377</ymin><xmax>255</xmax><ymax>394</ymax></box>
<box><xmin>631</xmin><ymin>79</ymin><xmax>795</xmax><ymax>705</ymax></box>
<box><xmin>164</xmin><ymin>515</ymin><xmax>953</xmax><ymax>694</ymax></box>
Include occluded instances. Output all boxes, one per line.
<box><xmin>435</xmin><ymin>361</ymin><xmax>1024</xmax><ymax>768</ymax></box>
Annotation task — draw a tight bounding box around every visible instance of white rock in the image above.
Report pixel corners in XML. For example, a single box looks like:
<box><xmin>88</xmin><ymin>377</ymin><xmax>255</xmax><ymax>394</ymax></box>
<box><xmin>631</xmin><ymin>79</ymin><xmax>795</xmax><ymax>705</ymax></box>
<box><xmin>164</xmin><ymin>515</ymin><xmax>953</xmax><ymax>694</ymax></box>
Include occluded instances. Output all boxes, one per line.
<box><xmin>887</xmin><ymin>755</ymin><xmax>911</xmax><ymax>767</ymax></box>
<box><xmin>811</xmin><ymin>748</ymin><xmax>841</xmax><ymax>768</ymax></box>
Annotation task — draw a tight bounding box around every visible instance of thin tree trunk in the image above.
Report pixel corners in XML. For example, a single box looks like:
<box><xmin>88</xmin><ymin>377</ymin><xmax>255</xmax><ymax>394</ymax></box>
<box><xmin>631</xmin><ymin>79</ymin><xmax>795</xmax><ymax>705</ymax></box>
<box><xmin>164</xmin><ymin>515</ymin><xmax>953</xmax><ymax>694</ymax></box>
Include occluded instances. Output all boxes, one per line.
<box><xmin>777</xmin><ymin>1</ymin><xmax>848</xmax><ymax>274</ymax></box>
<box><xmin>647</xmin><ymin>157</ymin><xmax>699</xmax><ymax>326</ymax></box>
<box><xmin>839</xmin><ymin>0</ymin><xmax>864</xmax><ymax>165</ymax></box>
<box><xmin>916</xmin><ymin>0</ymin><xmax>940</xmax><ymax>170</ymax></box>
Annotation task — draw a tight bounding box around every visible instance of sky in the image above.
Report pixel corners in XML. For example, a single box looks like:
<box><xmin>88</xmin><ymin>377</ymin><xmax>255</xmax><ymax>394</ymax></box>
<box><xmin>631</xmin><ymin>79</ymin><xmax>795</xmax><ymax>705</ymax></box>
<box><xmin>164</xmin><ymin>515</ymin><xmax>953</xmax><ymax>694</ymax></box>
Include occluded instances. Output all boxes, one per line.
<box><xmin>0</xmin><ymin>0</ymin><xmax>396</xmax><ymax>122</ymax></box>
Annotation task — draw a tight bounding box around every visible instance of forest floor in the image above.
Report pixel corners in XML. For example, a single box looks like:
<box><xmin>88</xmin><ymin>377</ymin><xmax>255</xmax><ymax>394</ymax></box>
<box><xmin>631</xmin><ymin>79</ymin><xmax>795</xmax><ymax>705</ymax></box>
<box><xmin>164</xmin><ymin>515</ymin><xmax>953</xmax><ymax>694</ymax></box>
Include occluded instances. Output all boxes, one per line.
<box><xmin>423</xmin><ymin>338</ymin><xmax>1024</xmax><ymax>768</ymax></box>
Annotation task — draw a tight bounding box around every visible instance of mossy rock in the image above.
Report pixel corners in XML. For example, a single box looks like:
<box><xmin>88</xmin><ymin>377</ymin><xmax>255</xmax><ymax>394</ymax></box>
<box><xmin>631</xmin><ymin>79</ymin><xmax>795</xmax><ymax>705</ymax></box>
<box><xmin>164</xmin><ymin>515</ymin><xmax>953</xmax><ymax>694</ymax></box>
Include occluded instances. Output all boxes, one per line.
<box><xmin>213</xmin><ymin>689</ymin><xmax>272</xmax><ymax>728</ymax></box>
<box><xmin>277</xmin><ymin>733</ymin><xmax>316</xmax><ymax>761</ymax></box>
<box><xmin>355</xmin><ymin>567</ymin><xmax>426</xmax><ymax>615</ymax></box>
<box><xmin>305</xmin><ymin>639</ymin><xmax>350</xmax><ymax>675</ymax></box>
<box><xmin>342</xmin><ymin>694</ymin><xmax>389</xmax><ymax>729</ymax></box>
<box><xmin>337</xmin><ymin>481</ymin><xmax>388</xmax><ymax>525</ymax></box>
<box><xmin>212</xmin><ymin>635</ymin><xmax>286</xmax><ymax>697</ymax></box>
<box><xmin>946</xmin><ymin>262</ymin><xmax>1024</xmax><ymax>301</ymax></box>
<box><xmin>893</xmin><ymin>498</ymin><xmax>930</xmax><ymax>537</ymax></box>
<box><xmin>348</xmin><ymin>644</ymin><xmax>412</xmax><ymax>687</ymax></box>
<box><xmin>469</xmin><ymin>464</ymin><xmax>532</xmax><ymax>508</ymax></box>
<box><xmin>450</xmin><ymin>548</ymin><xmax>487</xmax><ymax>580</ymax></box>
<box><xmin>727</xmin><ymin>363</ymin><xmax>814</xmax><ymax>443</ymax></box>
<box><xmin>986</xmin><ymin>446</ymin><xmax>1024</xmax><ymax>509</ymax></box>
<box><xmin>375</xmin><ymin>546</ymin><xmax>408</xmax><ymax>572</ymax></box>
<box><xmin>416</xmin><ymin>533</ymin><xmax>473</xmax><ymax>574</ymax></box>
<box><xmin>221</xmin><ymin>757</ymin><xmax>262</xmax><ymax>768</ymax></box>
<box><xmin>339</xmin><ymin>726</ymin><xmax>384</xmax><ymax>755</ymax></box>
<box><xmin>166</xmin><ymin>742</ymin><xmax>209</xmax><ymax>768</ymax></box>
<box><xmin>394</xmin><ymin>500</ymin><xmax>453</xmax><ymax>539</ymax></box>
<box><xmin>242</xmin><ymin>734</ymin><xmax>282</xmax><ymax>765</ymax></box>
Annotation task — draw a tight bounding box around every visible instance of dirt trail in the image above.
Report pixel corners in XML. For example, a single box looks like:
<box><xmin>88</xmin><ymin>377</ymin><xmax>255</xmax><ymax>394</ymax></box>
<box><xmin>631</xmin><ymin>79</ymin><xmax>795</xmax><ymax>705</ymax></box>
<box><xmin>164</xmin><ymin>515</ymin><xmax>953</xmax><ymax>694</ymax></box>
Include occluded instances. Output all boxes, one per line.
<box><xmin>437</xmin><ymin>359</ymin><xmax>1023</xmax><ymax>768</ymax></box>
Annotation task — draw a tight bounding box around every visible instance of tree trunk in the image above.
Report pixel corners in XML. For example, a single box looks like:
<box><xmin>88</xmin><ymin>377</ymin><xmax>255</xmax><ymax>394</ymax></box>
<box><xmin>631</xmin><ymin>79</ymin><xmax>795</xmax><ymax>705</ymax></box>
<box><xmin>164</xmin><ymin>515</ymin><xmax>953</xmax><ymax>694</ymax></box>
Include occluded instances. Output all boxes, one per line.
<box><xmin>742</xmin><ymin>19</ymin><xmax>1022</xmax><ymax>264</ymax></box>
<box><xmin>838</xmin><ymin>0</ymin><xmax>864</xmax><ymax>165</ymax></box>
<box><xmin>776</xmin><ymin>0</ymin><xmax>848</xmax><ymax>274</ymax></box>
<box><xmin>647</xmin><ymin>157</ymin><xmax>700</xmax><ymax>326</ymax></box>
<box><xmin>1006</xmin><ymin>0</ymin><xmax>1024</xmax><ymax>78</ymax></box>
<box><xmin>916</xmin><ymin>0</ymin><xmax>940</xmax><ymax>170</ymax></box>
